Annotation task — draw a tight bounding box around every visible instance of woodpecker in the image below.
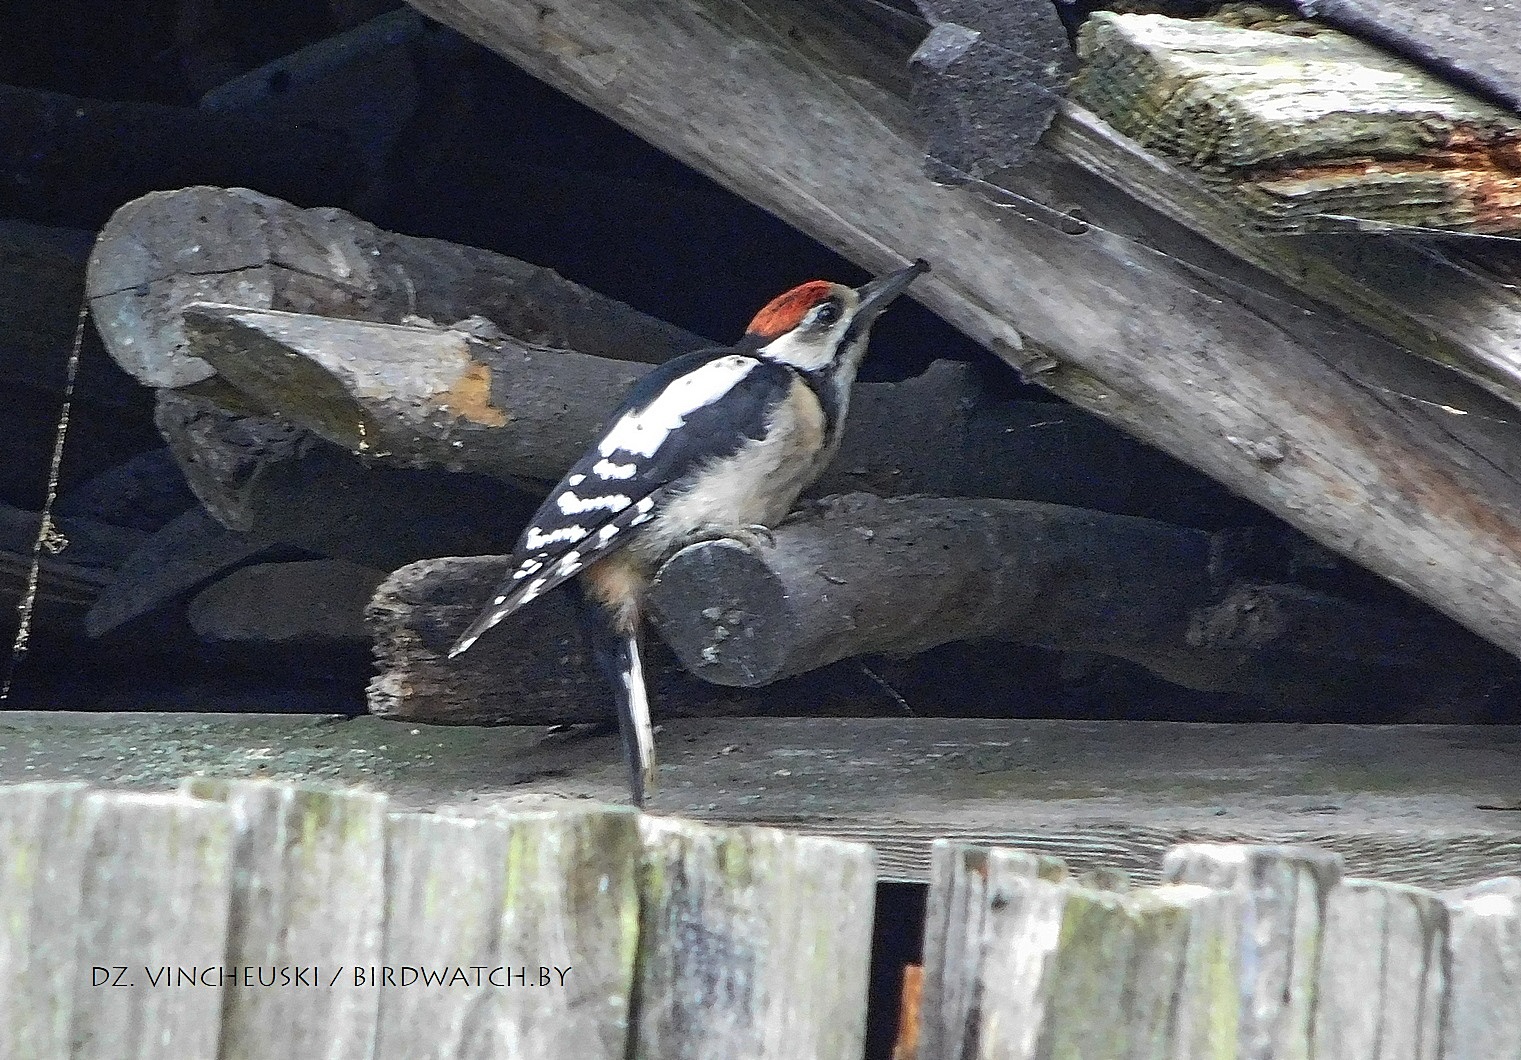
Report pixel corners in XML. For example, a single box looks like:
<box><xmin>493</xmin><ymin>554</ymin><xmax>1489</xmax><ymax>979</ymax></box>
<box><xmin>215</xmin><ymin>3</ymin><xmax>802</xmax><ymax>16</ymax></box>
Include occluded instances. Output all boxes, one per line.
<box><xmin>449</xmin><ymin>259</ymin><xmax>929</xmax><ymax>805</ymax></box>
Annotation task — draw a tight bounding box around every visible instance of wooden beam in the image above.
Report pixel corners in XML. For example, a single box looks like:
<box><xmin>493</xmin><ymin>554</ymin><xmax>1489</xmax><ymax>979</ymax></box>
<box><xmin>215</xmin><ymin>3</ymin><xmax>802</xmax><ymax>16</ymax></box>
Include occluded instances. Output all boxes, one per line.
<box><xmin>6</xmin><ymin>712</ymin><xmax>1521</xmax><ymax>887</ymax></box>
<box><xmin>397</xmin><ymin>0</ymin><xmax>1521</xmax><ymax>663</ymax></box>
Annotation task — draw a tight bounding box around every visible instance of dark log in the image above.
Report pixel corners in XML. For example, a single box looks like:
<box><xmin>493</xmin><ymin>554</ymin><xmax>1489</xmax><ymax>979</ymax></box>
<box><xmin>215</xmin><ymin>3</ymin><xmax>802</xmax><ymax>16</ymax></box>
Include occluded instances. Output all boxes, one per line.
<box><xmin>0</xmin><ymin>219</ymin><xmax>161</xmax><ymax>509</ymax></box>
<box><xmin>154</xmin><ymin>389</ymin><xmax>540</xmax><ymax>569</ymax></box>
<box><xmin>188</xmin><ymin>560</ymin><xmax>385</xmax><ymax>646</ymax></box>
<box><xmin>199</xmin><ymin>9</ymin><xmax>432</xmax><ymax>182</ymax></box>
<box><xmin>641</xmin><ymin>493</ymin><xmax>1509</xmax><ymax>696</ymax></box>
<box><xmin>84</xmin><ymin>186</ymin><xmax>708</xmax><ymax>389</ymax></box>
<box><xmin>0</xmin><ymin>85</ymin><xmax>364</xmax><ymax>230</ymax></box>
<box><xmin>0</xmin><ymin>503</ymin><xmax>147</xmax><ymax>632</ymax></box>
<box><xmin>83</xmin><ymin>509</ymin><xmax>284</xmax><ymax>638</ymax></box>
<box><xmin>179</xmin><ymin>304</ymin><xmax>1253</xmax><ymax>522</ymax></box>
<box><xmin>401</xmin><ymin>0</ymin><xmax>1521</xmax><ymax>660</ymax></box>
<box><xmin>54</xmin><ymin>448</ymin><xmax>198</xmax><ymax>534</ymax></box>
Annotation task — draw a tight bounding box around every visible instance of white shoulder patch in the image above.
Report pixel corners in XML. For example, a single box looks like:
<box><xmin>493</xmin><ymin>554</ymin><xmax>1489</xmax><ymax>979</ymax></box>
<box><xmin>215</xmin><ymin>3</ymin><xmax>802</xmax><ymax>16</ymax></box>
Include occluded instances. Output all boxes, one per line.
<box><xmin>599</xmin><ymin>355</ymin><xmax>757</xmax><ymax>459</ymax></box>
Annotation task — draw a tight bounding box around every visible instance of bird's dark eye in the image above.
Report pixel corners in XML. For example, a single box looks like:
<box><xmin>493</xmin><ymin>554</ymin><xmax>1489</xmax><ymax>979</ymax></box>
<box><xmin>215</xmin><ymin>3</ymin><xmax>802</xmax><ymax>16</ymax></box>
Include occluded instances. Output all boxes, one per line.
<box><xmin>814</xmin><ymin>301</ymin><xmax>841</xmax><ymax>326</ymax></box>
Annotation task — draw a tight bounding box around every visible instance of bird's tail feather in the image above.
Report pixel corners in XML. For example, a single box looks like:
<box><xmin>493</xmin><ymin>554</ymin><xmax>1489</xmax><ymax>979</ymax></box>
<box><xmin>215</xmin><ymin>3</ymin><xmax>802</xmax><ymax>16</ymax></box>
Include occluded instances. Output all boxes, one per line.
<box><xmin>572</xmin><ymin>582</ymin><xmax>657</xmax><ymax>805</ymax></box>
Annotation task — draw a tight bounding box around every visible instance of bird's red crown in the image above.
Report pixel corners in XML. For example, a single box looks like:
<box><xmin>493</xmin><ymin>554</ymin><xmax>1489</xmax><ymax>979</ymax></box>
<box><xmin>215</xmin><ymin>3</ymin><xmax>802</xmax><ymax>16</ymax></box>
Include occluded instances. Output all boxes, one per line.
<box><xmin>745</xmin><ymin>280</ymin><xmax>836</xmax><ymax>339</ymax></box>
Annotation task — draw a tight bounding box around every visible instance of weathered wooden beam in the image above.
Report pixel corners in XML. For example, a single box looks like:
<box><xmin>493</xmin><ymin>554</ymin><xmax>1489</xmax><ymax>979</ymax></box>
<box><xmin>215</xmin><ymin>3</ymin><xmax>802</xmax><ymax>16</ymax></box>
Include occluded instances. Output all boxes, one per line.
<box><xmin>84</xmin><ymin>186</ymin><xmax>707</xmax><ymax>389</ymax></box>
<box><xmin>1044</xmin><ymin>103</ymin><xmax>1521</xmax><ymax>415</ymax></box>
<box><xmin>7</xmin><ymin>713</ymin><xmax>1521</xmax><ymax>886</ymax></box>
<box><xmin>399</xmin><ymin>0</ymin><xmax>1521</xmax><ymax>660</ymax></box>
<box><xmin>641</xmin><ymin>492</ymin><xmax>1507</xmax><ymax>693</ymax></box>
<box><xmin>1071</xmin><ymin>12</ymin><xmax>1521</xmax><ymax>235</ymax></box>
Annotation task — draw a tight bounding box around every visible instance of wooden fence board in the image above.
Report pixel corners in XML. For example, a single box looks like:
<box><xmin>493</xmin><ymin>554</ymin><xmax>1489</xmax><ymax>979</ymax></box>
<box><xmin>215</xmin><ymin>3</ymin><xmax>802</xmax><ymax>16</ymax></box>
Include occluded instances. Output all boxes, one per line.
<box><xmin>633</xmin><ymin>817</ymin><xmax>876</xmax><ymax>1060</ymax></box>
<box><xmin>918</xmin><ymin>842</ymin><xmax>1067</xmax><ymax>1059</ymax></box>
<box><xmin>0</xmin><ymin>783</ymin><xmax>91</xmax><ymax>1060</ymax></box>
<box><xmin>182</xmin><ymin>778</ymin><xmax>387</xmax><ymax>1060</ymax></box>
<box><xmin>374</xmin><ymin>808</ymin><xmax>641</xmax><ymax>1060</ymax></box>
<box><xmin>69</xmin><ymin>791</ymin><xmax>233</xmax><ymax>1060</ymax></box>
<box><xmin>1441</xmin><ymin>877</ymin><xmax>1521</xmax><ymax>1060</ymax></box>
<box><xmin>1315</xmin><ymin>878</ymin><xmax>1447</xmax><ymax>1060</ymax></box>
<box><xmin>1162</xmin><ymin>844</ymin><xmax>1341</xmax><ymax>1060</ymax></box>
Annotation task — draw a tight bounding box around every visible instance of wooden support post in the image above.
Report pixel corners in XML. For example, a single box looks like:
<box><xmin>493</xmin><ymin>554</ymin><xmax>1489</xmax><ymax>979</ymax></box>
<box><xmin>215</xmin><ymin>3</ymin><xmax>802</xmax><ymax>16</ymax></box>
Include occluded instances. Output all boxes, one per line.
<box><xmin>0</xmin><ymin>784</ymin><xmax>92</xmax><ymax>1060</ymax></box>
<box><xmin>71</xmin><ymin>792</ymin><xmax>233</xmax><ymax>1060</ymax></box>
<box><xmin>1441</xmin><ymin>878</ymin><xmax>1521</xmax><ymax>1060</ymax></box>
<box><xmin>1162</xmin><ymin>844</ymin><xmax>1342</xmax><ymax>1060</ymax></box>
<box><xmin>1315</xmin><ymin>879</ymin><xmax>1447</xmax><ymax>1059</ymax></box>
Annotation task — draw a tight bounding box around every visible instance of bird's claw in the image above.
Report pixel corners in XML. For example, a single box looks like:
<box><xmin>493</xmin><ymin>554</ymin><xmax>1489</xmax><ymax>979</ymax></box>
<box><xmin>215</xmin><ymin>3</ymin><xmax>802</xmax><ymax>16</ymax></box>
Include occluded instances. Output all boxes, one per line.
<box><xmin>681</xmin><ymin>523</ymin><xmax>775</xmax><ymax>555</ymax></box>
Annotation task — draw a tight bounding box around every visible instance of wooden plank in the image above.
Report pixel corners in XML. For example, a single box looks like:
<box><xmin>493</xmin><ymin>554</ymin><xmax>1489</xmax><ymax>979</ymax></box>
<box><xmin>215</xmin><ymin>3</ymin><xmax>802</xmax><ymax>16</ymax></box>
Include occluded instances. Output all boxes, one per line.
<box><xmin>0</xmin><ymin>783</ymin><xmax>91</xmax><ymax>1060</ymax></box>
<box><xmin>374</xmin><ymin>808</ymin><xmax>641</xmax><ymax>1060</ymax></box>
<box><xmin>918</xmin><ymin>843</ymin><xmax>1067</xmax><ymax>1059</ymax></box>
<box><xmin>401</xmin><ymin>0</ymin><xmax>1521</xmax><ymax>663</ymax></box>
<box><xmin>1070</xmin><ymin>12</ymin><xmax>1521</xmax><ymax>234</ymax></box>
<box><xmin>5</xmin><ymin>713</ymin><xmax>1521</xmax><ymax>887</ymax></box>
<box><xmin>1315</xmin><ymin>878</ymin><xmax>1447</xmax><ymax>1060</ymax></box>
<box><xmin>633</xmin><ymin>817</ymin><xmax>876</xmax><ymax>1059</ymax></box>
<box><xmin>182</xmin><ymin>778</ymin><xmax>387</xmax><ymax>1060</ymax></box>
<box><xmin>69</xmin><ymin>791</ymin><xmax>233</xmax><ymax>1060</ymax></box>
<box><xmin>1162</xmin><ymin>844</ymin><xmax>1341</xmax><ymax>1060</ymax></box>
<box><xmin>1440</xmin><ymin>877</ymin><xmax>1521</xmax><ymax>1060</ymax></box>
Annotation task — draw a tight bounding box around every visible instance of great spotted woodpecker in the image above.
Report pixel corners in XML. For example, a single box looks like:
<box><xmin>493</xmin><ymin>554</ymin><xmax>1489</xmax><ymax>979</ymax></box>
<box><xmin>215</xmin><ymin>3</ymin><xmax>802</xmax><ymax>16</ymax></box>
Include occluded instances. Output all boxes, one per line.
<box><xmin>449</xmin><ymin>259</ymin><xmax>929</xmax><ymax>804</ymax></box>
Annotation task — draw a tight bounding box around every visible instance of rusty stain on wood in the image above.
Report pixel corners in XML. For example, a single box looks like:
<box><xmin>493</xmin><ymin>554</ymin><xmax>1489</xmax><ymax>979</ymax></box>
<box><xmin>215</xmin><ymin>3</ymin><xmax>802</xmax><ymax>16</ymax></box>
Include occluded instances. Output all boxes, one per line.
<box><xmin>437</xmin><ymin>359</ymin><xmax>509</xmax><ymax>427</ymax></box>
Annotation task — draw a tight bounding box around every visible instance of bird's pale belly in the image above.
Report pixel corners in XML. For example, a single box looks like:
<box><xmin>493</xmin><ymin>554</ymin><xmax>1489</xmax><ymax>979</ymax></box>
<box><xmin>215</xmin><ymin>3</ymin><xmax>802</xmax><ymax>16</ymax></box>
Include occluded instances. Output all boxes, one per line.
<box><xmin>630</xmin><ymin>380</ymin><xmax>829</xmax><ymax>562</ymax></box>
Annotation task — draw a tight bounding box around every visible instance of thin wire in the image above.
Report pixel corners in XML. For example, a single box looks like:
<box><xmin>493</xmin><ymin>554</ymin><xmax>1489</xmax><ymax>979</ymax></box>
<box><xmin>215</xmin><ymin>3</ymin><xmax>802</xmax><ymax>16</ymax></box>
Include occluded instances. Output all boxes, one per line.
<box><xmin>2</xmin><ymin>300</ymin><xmax>87</xmax><ymax>703</ymax></box>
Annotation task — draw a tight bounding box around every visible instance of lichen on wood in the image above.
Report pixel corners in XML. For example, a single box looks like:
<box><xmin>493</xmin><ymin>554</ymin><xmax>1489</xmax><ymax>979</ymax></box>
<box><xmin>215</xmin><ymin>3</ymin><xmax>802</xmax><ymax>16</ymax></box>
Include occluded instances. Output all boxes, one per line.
<box><xmin>1071</xmin><ymin>11</ymin><xmax>1521</xmax><ymax>233</ymax></box>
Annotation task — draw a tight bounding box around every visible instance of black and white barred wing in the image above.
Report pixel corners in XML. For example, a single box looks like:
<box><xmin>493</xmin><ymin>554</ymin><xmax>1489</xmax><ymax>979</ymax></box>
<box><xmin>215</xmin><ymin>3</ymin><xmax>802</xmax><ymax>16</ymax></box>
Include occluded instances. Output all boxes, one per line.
<box><xmin>449</xmin><ymin>351</ymin><xmax>788</xmax><ymax>656</ymax></box>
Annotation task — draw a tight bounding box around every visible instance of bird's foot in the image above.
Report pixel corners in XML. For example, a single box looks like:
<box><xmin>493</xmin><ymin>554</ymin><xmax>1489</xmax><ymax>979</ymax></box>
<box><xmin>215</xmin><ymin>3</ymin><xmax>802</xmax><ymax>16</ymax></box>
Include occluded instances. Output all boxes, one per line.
<box><xmin>682</xmin><ymin>523</ymin><xmax>775</xmax><ymax>555</ymax></box>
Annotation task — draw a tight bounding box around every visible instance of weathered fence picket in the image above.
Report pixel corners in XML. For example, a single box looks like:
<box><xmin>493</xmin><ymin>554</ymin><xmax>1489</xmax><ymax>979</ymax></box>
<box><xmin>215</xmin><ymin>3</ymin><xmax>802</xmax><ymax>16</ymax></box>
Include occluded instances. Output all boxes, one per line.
<box><xmin>633</xmin><ymin>817</ymin><xmax>878</xmax><ymax>1060</ymax></box>
<box><xmin>184</xmin><ymin>778</ymin><xmax>388</xmax><ymax>1060</ymax></box>
<box><xmin>5</xmin><ymin>779</ymin><xmax>1521</xmax><ymax>1058</ymax></box>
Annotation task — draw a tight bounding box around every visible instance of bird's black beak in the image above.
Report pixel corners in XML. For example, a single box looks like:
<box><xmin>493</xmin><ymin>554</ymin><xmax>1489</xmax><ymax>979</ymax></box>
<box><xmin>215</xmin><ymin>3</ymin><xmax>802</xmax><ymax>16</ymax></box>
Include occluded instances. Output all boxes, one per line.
<box><xmin>854</xmin><ymin>258</ymin><xmax>930</xmax><ymax>319</ymax></box>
